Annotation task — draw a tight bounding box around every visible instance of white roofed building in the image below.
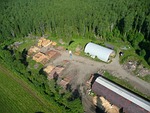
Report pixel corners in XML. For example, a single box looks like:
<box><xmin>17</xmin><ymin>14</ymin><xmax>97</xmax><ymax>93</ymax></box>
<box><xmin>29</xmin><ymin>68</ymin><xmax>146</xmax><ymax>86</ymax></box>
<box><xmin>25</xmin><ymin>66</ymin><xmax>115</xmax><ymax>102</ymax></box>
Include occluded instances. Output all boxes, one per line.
<box><xmin>84</xmin><ymin>42</ymin><xmax>115</xmax><ymax>62</ymax></box>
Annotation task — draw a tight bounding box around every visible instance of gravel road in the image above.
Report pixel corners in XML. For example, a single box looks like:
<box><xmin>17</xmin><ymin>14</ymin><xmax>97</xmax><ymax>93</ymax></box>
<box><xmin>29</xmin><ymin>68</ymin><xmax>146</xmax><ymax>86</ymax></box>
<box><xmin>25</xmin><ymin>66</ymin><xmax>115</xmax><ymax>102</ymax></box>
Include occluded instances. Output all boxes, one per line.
<box><xmin>53</xmin><ymin>49</ymin><xmax>150</xmax><ymax>95</ymax></box>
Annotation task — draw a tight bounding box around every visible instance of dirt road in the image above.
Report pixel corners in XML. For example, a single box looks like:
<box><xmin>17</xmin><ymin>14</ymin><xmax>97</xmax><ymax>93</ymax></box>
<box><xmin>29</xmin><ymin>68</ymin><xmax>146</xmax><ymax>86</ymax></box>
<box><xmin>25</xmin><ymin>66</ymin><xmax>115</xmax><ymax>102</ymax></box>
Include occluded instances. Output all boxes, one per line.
<box><xmin>54</xmin><ymin>49</ymin><xmax>150</xmax><ymax>95</ymax></box>
<box><xmin>52</xmin><ymin>48</ymin><xmax>150</xmax><ymax>113</ymax></box>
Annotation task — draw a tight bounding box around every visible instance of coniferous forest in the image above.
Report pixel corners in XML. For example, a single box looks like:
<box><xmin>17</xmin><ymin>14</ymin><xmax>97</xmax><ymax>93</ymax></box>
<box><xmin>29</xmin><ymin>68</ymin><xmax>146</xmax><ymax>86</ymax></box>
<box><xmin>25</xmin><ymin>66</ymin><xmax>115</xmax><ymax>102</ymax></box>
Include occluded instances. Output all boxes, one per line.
<box><xmin>0</xmin><ymin>0</ymin><xmax>150</xmax><ymax>112</ymax></box>
<box><xmin>0</xmin><ymin>0</ymin><xmax>150</xmax><ymax>63</ymax></box>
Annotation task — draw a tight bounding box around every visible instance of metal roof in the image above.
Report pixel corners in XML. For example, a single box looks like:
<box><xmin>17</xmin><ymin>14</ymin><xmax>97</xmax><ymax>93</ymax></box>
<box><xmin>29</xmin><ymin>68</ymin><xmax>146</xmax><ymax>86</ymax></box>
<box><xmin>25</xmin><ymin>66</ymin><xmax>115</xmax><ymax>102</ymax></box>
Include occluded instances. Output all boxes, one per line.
<box><xmin>84</xmin><ymin>42</ymin><xmax>114</xmax><ymax>62</ymax></box>
<box><xmin>95</xmin><ymin>77</ymin><xmax>150</xmax><ymax>112</ymax></box>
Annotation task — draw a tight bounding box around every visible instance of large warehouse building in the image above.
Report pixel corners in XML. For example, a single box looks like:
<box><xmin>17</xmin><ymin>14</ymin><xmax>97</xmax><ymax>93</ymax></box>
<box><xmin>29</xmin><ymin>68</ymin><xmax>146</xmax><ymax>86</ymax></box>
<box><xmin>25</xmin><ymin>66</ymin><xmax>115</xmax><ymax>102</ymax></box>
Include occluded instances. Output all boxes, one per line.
<box><xmin>92</xmin><ymin>76</ymin><xmax>150</xmax><ymax>113</ymax></box>
<box><xmin>84</xmin><ymin>42</ymin><xmax>115</xmax><ymax>62</ymax></box>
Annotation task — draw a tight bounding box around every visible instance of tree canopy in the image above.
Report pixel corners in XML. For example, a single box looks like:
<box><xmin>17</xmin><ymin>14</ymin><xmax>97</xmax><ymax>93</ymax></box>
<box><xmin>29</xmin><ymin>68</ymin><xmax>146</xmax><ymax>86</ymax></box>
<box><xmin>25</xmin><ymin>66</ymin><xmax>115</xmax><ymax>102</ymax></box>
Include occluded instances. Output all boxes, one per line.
<box><xmin>0</xmin><ymin>0</ymin><xmax>150</xmax><ymax>62</ymax></box>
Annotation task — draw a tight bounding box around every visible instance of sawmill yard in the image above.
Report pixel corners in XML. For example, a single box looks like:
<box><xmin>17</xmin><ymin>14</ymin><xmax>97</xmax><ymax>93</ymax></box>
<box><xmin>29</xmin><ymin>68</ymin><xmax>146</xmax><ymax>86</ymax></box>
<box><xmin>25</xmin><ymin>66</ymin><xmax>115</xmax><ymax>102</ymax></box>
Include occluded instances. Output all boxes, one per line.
<box><xmin>27</xmin><ymin>37</ymin><xmax>150</xmax><ymax>94</ymax></box>
<box><xmin>1</xmin><ymin>37</ymin><xmax>150</xmax><ymax>113</ymax></box>
<box><xmin>26</xmin><ymin>37</ymin><xmax>150</xmax><ymax>112</ymax></box>
<box><xmin>1</xmin><ymin>1</ymin><xmax>150</xmax><ymax>112</ymax></box>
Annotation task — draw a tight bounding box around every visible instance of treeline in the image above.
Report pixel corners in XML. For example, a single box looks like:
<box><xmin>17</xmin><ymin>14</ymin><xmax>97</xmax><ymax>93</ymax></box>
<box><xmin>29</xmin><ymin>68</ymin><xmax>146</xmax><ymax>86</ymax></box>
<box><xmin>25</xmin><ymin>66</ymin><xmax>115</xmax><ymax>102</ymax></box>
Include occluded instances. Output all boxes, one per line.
<box><xmin>0</xmin><ymin>44</ymin><xmax>83</xmax><ymax>113</ymax></box>
<box><xmin>0</xmin><ymin>0</ymin><xmax>150</xmax><ymax>62</ymax></box>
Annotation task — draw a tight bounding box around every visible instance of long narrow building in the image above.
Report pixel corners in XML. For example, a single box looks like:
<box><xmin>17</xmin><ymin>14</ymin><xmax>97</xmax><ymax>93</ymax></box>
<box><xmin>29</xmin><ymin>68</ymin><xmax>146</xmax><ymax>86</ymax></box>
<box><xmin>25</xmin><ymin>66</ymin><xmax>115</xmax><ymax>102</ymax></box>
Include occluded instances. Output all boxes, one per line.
<box><xmin>92</xmin><ymin>76</ymin><xmax>150</xmax><ymax>113</ymax></box>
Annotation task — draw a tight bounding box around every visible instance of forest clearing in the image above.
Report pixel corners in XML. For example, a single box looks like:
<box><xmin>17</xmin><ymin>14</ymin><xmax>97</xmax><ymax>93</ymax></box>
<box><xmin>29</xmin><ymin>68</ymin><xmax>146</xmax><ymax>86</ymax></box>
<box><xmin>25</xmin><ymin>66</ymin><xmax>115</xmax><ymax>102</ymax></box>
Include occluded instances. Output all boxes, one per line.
<box><xmin>0</xmin><ymin>0</ymin><xmax>150</xmax><ymax>113</ymax></box>
<box><xmin>0</xmin><ymin>36</ymin><xmax>150</xmax><ymax>112</ymax></box>
<box><xmin>19</xmin><ymin>37</ymin><xmax>150</xmax><ymax>112</ymax></box>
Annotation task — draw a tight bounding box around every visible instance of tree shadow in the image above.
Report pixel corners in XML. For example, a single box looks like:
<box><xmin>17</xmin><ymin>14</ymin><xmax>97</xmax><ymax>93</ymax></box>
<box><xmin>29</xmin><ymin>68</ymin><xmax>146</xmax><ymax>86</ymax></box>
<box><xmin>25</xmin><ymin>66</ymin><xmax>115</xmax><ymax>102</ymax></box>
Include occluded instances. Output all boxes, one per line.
<box><xmin>95</xmin><ymin>96</ymin><xmax>105</xmax><ymax>113</ymax></box>
<box><xmin>95</xmin><ymin>106</ymin><xmax>104</xmax><ymax>113</ymax></box>
<box><xmin>67</xmin><ymin>85</ymin><xmax>82</xmax><ymax>101</ymax></box>
<box><xmin>119</xmin><ymin>107</ymin><xmax>124</xmax><ymax>113</ymax></box>
<box><xmin>53</xmin><ymin>72</ymin><xmax>59</xmax><ymax>82</ymax></box>
<box><xmin>66</xmin><ymin>83</ymin><xmax>72</xmax><ymax>92</ymax></box>
<box><xmin>35</xmin><ymin>111</ymin><xmax>44</xmax><ymax>113</ymax></box>
<box><xmin>39</xmin><ymin>68</ymin><xmax>47</xmax><ymax>77</ymax></box>
<box><xmin>117</xmin><ymin>18</ymin><xmax>124</xmax><ymax>34</ymax></box>
<box><xmin>72</xmin><ymin>89</ymin><xmax>80</xmax><ymax>99</ymax></box>
<box><xmin>20</xmin><ymin>48</ymin><xmax>28</xmax><ymax>67</ymax></box>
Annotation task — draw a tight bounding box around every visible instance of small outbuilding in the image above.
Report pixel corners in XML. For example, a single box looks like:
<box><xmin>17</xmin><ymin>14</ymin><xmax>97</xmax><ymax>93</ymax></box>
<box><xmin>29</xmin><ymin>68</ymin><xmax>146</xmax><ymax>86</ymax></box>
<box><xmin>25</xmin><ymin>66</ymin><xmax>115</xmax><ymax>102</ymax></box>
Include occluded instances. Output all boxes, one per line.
<box><xmin>84</xmin><ymin>42</ymin><xmax>115</xmax><ymax>62</ymax></box>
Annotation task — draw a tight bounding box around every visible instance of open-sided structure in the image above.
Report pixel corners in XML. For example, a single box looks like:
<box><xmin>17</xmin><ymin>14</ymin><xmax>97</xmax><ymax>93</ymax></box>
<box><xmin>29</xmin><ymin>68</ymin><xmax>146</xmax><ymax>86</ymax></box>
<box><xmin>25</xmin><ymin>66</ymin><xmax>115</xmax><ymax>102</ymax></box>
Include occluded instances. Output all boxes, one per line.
<box><xmin>84</xmin><ymin>42</ymin><xmax>115</xmax><ymax>62</ymax></box>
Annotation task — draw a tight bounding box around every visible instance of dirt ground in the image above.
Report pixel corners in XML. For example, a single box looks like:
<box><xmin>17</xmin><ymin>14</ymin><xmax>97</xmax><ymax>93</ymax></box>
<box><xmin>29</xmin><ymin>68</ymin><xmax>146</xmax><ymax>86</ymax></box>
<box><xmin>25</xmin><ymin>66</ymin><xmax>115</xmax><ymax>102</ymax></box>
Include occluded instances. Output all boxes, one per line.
<box><xmin>50</xmin><ymin>47</ymin><xmax>150</xmax><ymax>113</ymax></box>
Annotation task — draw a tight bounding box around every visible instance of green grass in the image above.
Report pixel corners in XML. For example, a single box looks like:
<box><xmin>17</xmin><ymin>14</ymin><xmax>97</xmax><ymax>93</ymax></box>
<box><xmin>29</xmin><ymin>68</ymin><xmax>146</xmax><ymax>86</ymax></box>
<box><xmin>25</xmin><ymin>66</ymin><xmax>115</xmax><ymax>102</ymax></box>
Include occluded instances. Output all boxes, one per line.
<box><xmin>0</xmin><ymin>64</ymin><xmax>61</xmax><ymax>113</ymax></box>
<box><xmin>103</xmin><ymin>71</ymin><xmax>150</xmax><ymax>100</ymax></box>
<box><xmin>118</xmin><ymin>43</ymin><xmax>150</xmax><ymax>68</ymax></box>
<box><xmin>48</xmin><ymin>35</ymin><xmax>92</xmax><ymax>51</ymax></box>
<box><xmin>17</xmin><ymin>39</ymin><xmax>37</xmax><ymax>52</ymax></box>
<box><xmin>140</xmin><ymin>75</ymin><xmax>150</xmax><ymax>83</ymax></box>
<box><xmin>104</xmin><ymin>71</ymin><xmax>134</xmax><ymax>89</ymax></box>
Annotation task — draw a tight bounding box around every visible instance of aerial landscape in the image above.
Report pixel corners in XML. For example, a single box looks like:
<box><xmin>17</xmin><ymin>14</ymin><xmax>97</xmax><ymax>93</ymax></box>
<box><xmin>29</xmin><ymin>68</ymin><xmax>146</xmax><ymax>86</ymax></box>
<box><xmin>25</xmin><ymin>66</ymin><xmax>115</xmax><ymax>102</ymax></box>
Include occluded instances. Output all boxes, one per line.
<box><xmin>0</xmin><ymin>0</ymin><xmax>150</xmax><ymax>113</ymax></box>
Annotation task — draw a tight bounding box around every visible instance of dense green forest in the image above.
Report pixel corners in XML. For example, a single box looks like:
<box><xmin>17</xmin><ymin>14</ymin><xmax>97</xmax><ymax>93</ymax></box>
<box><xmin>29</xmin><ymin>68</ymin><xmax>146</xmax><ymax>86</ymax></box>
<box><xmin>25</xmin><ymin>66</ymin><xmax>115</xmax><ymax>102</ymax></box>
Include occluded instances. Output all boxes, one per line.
<box><xmin>0</xmin><ymin>0</ymin><xmax>150</xmax><ymax>64</ymax></box>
